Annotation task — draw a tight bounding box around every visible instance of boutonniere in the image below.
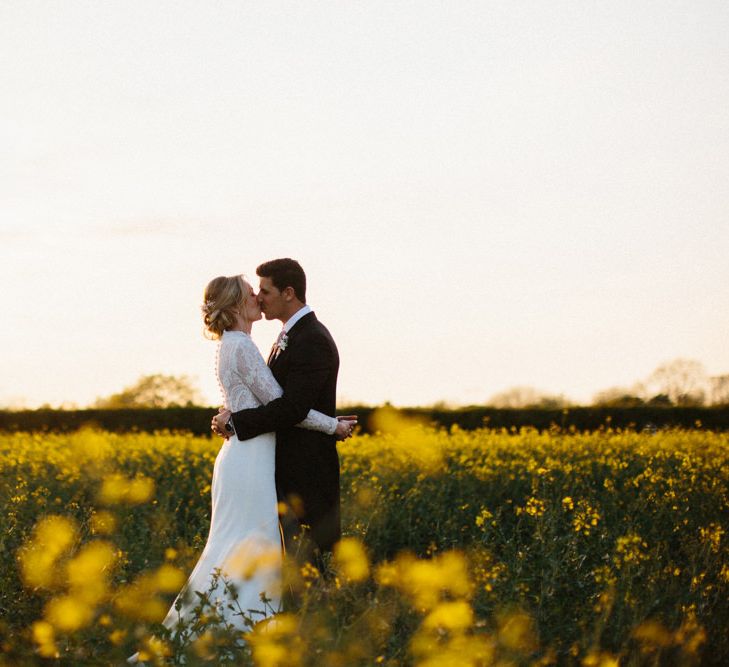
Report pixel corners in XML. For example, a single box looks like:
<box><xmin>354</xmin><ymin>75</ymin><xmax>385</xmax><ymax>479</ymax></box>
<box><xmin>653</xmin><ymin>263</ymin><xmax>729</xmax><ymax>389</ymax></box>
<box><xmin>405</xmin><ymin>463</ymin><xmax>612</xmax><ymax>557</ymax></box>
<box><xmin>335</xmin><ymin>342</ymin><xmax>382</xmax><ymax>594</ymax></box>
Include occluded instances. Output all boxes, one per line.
<box><xmin>278</xmin><ymin>334</ymin><xmax>289</xmax><ymax>351</ymax></box>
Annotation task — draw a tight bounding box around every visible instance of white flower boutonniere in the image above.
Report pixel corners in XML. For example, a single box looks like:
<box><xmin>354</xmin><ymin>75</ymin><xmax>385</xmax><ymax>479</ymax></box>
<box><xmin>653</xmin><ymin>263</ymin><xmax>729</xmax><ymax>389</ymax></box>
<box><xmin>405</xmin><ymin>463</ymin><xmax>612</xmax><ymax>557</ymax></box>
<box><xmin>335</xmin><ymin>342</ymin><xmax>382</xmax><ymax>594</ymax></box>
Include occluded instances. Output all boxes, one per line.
<box><xmin>278</xmin><ymin>334</ymin><xmax>289</xmax><ymax>351</ymax></box>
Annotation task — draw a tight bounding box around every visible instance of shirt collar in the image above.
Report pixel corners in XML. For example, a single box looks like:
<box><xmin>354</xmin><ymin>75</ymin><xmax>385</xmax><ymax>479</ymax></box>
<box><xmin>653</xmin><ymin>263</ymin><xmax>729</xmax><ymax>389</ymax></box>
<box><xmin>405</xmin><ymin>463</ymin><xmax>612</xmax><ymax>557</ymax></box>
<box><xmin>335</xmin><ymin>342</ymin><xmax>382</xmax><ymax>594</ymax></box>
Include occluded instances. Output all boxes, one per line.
<box><xmin>283</xmin><ymin>304</ymin><xmax>312</xmax><ymax>334</ymax></box>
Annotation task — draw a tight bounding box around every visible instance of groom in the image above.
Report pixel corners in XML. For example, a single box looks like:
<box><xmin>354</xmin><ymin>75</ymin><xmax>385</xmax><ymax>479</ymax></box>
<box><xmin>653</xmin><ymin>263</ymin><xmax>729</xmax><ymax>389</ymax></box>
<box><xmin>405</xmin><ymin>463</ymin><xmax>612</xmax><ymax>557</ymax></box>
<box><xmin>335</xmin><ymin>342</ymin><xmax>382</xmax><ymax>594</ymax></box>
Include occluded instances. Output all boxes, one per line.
<box><xmin>212</xmin><ymin>258</ymin><xmax>350</xmax><ymax>565</ymax></box>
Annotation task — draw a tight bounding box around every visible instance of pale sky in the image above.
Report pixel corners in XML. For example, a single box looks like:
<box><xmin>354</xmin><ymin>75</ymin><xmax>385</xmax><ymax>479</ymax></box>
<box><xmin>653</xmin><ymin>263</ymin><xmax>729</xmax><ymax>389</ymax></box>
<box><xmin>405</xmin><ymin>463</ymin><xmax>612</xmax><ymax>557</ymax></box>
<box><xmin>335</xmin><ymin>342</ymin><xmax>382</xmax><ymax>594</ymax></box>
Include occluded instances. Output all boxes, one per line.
<box><xmin>2</xmin><ymin>1</ymin><xmax>729</xmax><ymax>408</ymax></box>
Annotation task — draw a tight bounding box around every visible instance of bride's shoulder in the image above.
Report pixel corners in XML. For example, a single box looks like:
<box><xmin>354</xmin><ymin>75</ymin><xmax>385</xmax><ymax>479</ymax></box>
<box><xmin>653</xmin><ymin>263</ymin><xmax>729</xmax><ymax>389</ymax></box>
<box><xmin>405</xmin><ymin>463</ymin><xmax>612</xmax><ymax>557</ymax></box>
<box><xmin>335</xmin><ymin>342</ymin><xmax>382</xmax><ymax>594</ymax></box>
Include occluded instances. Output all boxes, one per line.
<box><xmin>221</xmin><ymin>330</ymin><xmax>257</xmax><ymax>352</ymax></box>
<box><xmin>221</xmin><ymin>330</ymin><xmax>249</xmax><ymax>342</ymax></box>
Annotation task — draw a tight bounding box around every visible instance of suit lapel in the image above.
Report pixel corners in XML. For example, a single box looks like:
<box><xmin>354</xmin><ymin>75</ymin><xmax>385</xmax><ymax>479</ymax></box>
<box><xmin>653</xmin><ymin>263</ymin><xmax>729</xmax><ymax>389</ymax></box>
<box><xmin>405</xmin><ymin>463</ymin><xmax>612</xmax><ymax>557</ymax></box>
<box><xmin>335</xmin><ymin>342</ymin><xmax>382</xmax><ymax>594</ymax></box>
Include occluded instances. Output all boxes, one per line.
<box><xmin>268</xmin><ymin>312</ymin><xmax>316</xmax><ymax>369</ymax></box>
<box><xmin>288</xmin><ymin>311</ymin><xmax>315</xmax><ymax>334</ymax></box>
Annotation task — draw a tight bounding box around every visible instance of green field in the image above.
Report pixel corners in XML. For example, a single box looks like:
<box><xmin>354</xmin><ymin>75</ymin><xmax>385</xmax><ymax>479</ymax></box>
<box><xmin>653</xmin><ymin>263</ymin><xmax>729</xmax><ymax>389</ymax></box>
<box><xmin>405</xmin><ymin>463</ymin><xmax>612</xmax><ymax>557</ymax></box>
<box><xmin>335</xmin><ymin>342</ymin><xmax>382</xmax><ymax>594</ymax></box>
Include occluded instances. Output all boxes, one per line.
<box><xmin>2</xmin><ymin>416</ymin><xmax>728</xmax><ymax>665</ymax></box>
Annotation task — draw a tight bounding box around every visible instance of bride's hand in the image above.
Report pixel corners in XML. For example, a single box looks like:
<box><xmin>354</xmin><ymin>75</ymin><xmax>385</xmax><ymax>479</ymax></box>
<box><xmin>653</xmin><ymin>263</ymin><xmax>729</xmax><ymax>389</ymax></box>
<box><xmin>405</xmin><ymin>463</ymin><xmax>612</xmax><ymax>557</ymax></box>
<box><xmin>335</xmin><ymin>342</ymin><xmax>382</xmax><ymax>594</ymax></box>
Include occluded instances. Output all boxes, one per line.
<box><xmin>335</xmin><ymin>419</ymin><xmax>357</xmax><ymax>441</ymax></box>
<box><xmin>211</xmin><ymin>408</ymin><xmax>232</xmax><ymax>438</ymax></box>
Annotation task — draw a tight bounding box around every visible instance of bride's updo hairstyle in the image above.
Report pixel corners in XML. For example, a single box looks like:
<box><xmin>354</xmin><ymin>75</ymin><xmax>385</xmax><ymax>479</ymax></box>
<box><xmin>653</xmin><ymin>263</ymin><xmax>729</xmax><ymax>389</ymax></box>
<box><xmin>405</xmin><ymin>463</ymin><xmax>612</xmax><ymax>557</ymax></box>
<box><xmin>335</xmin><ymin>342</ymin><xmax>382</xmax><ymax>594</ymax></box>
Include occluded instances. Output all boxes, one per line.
<box><xmin>202</xmin><ymin>275</ymin><xmax>248</xmax><ymax>339</ymax></box>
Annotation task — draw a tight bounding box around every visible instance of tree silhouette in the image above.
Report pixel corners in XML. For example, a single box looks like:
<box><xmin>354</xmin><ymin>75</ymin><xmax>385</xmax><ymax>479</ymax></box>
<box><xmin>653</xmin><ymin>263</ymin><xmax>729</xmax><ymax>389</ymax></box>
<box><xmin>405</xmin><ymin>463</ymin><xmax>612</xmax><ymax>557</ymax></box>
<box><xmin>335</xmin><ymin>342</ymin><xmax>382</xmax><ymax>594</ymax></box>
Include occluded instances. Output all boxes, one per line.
<box><xmin>592</xmin><ymin>387</ymin><xmax>645</xmax><ymax>407</ymax></box>
<box><xmin>488</xmin><ymin>386</ymin><xmax>570</xmax><ymax>409</ymax></box>
<box><xmin>646</xmin><ymin>358</ymin><xmax>708</xmax><ymax>406</ymax></box>
<box><xmin>710</xmin><ymin>375</ymin><xmax>729</xmax><ymax>406</ymax></box>
<box><xmin>94</xmin><ymin>374</ymin><xmax>202</xmax><ymax>409</ymax></box>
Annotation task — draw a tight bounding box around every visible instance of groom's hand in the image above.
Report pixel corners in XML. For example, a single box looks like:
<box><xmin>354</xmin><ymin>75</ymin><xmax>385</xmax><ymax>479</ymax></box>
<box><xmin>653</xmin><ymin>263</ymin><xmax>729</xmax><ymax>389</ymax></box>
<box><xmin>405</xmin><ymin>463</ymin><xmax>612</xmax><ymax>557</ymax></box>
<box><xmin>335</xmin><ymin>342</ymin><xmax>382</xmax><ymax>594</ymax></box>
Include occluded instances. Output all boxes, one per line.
<box><xmin>211</xmin><ymin>408</ymin><xmax>232</xmax><ymax>438</ymax></box>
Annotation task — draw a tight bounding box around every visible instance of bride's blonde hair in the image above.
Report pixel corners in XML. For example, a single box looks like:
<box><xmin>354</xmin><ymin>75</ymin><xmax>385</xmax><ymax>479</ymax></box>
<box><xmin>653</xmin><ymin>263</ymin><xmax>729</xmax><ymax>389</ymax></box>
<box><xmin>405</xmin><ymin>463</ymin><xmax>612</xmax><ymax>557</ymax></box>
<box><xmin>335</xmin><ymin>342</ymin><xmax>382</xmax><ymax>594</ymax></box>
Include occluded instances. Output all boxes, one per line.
<box><xmin>202</xmin><ymin>275</ymin><xmax>249</xmax><ymax>339</ymax></box>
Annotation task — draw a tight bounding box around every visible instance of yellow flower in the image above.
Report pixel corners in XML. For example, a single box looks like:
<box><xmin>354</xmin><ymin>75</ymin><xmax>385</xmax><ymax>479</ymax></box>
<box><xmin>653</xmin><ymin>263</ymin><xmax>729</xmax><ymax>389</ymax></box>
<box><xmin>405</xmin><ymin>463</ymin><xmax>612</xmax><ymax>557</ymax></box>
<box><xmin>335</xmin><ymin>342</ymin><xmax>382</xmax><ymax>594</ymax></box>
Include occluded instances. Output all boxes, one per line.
<box><xmin>154</xmin><ymin>564</ymin><xmax>186</xmax><ymax>593</ymax></box>
<box><xmin>369</xmin><ymin>407</ymin><xmax>443</xmax><ymax>472</ymax></box>
<box><xmin>98</xmin><ymin>474</ymin><xmax>154</xmax><ymax>505</ymax></box>
<box><xmin>225</xmin><ymin>541</ymin><xmax>281</xmax><ymax>582</ymax></box>
<box><xmin>45</xmin><ymin>595</ymin><xmax>94</xmax><ymax>632</ymax></box>
<box><xmin>97</xmin><ymin>474</ymin><xmax>128</xmax><ymax>504</ymax></box>
<box><xmin>422</xmin><ymin>600</ymin><xmax>474</xmax><ymax>633</ymax></box>
<box><xmin>32</xmin><ymin>621</ymin><xmax>58</xmax><ymax>658</ymax></box>
<box><xmin>573</xmin><ymin>500</ymin><xmax>601</xmax><ymax>536</ymax></box>
<box><xmin>582</xmin><ymin>651</ymin><xmax>620</xmax><ymax>667</ymax></box>
<box><xmin>66</xmin><ymin>540</ymin><xmax>116</xmax><ymax>604</ymax></box>
<box><xmin>614</xmin><ymin>534</ymin><xmax>649</xmax><ymax>569</ymax></box>
<box><xmin>127</xmin><ymin>477</ymin><xmax>155</xmax><ymax>503</ymax></box>
<box><xmin>375</xmin><ymin>561</ymin><xmax>399</xmax><ymax>587</ymax></box>
<box><xmin>109</xmin><ymin>629</ymin><xmax>127</xmax><ymax>646</ymax></box>
<box><xmin>524</xmin><ymin>497</ymin><xmax>546</xmax><ymax>517</ymax></box>
<box><xmin>632</xmin><ymin>620</ymin><xmax>673</xmax><ymax>648</ymax></box>
<box><xmin>699</xmin><ymin>523</ymin><xmax>724</xmax><ymax>553</ymax></box>
<box><xmin>247</xmin><ymin>613</ymin><xmax>304</xmax><ymax>667</ymax></box>
<box><xmin>333</xmin><ymin>537</ymin><xmax>370</xmax><ymax>583</ymax></box>
<box><xmin>377</xmin><ymin>550</ymin><xmax>472</xmax><ymax>611</ymax></box>
<box><xmin>475</xmin><ymin>508</ymin><xmax>493</xmax><ymax>527</ymax></box>
<box><xmin>114</xmin><ymin>574</ymin><xmax>168</xmax><ymax>622</ymax></box>
<box><xmin>142</xmin><ymin>635</ymin><xmax>172</xmax><ymax>659</ymax></box>
<box><xmin>411</xmin><ymin>633</ymin><xmax>495</xmax><ymax>666</ymax></box>
<box><xmin>19</xmin><ymin>515</ymin><xmax>78</xmax><ymax>588</ymax></box>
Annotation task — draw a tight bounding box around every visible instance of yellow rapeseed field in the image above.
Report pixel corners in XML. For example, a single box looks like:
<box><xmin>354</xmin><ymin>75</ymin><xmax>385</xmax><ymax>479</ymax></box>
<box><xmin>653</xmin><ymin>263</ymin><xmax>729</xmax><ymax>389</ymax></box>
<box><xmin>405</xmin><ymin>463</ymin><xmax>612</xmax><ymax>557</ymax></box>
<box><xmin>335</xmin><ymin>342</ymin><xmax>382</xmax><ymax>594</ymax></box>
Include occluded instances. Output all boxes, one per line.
<box><xmin>1</xmin><ymin>413</ymin><xmax>727</xmax><ymax>665</ymax></box>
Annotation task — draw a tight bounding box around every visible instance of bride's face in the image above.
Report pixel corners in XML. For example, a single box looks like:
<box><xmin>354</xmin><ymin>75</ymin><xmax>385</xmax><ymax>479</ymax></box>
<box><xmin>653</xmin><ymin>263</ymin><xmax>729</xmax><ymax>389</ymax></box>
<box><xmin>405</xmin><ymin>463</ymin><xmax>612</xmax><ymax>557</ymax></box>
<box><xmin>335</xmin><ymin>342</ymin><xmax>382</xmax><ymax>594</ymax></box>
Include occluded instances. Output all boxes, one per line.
<box><xmin>242</xmin><ymin>283</ymin><xmax>262</xmax><ymax>323</ymax></box>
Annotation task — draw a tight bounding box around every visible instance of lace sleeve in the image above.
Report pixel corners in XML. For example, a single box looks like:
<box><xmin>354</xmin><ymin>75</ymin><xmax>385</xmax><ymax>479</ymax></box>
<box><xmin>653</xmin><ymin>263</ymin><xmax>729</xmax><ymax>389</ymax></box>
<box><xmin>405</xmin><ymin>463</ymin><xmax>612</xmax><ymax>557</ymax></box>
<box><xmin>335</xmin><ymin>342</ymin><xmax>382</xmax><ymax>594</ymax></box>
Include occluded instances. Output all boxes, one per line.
<box><xmin>236</xmin><ymin>335</ymin><xmax>337</xmax><ymax>435</ymax></box>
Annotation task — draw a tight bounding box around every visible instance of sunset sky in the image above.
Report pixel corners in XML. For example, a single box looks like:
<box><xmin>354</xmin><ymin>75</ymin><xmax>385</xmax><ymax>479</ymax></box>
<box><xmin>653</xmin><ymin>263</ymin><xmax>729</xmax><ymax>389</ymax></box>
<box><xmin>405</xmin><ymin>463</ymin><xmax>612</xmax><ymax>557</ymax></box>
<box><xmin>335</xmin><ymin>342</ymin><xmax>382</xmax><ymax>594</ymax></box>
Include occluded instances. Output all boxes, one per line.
<box><xmin>2</xmin><ymin>1</ymin><xmax>729</xmax><ymax>409</ymax></box>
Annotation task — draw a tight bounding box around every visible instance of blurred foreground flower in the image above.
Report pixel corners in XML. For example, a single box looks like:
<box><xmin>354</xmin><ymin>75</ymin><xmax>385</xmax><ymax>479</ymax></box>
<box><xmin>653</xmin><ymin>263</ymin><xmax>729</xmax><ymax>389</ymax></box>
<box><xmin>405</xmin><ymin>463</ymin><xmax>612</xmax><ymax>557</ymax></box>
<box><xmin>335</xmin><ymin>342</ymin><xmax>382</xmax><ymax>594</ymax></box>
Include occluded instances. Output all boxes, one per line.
<box><xmin>66</xmin><ymin>540</ymin><xmax>116</xmax><ymax>604</ymax></box>
<box><xmin>422</xmin><ymin>600</ymin><xmax>474</xmax><ymax>633</ymax></box>
<box><xmin>411</xmin><ymin>631</ymin><xmax>495</xmax><ymax>667</ymax></box>
<box><xmin>98</xmin><ymin>473</ymin><xmax>155</xmax><ymax>504</ymax></box>
<box><xmin>45</xmin><ymin>595</ymin><xmax>94</xmax><ymax>632</ymax></box>
<box><xmin>376</xmin><ymin>550</ymin><xmax>472</xmax><ymax>611</ymax></box>
<box><xmin>224</xmin><ymin>538</ymin><xmax>281</xmax><ymax>584</ymax></box>
<box><xmin>369</xmin><ymin>407</ymin><xmax>443</xmax><ymax>472</ymax></box>
<box><xmin>137</xmin><ymin>635</ymin><xmax>172</xmax><ymax>663</ymax></box>
<box><xmin>582</xmin><ymin>650</ymin><xmax>620</xmax><ymax>667</ymax></box>
<box><xmin>32</xmin><ymin>621</ymin><xmax>58</xmax><ymax>658</ymax></box>
<box><xmin>114</xmin><ymin>563</ymin><xmax>186</xmax><ymax>622</ymax></box>
<box><xmin>19</xmin><ymin>515</ymin><xmax>78</xmax><ymax>588</ymax></box>
<box><xmin>247</xmin><ymin>613</ymin><xmax>304</xmax><ymax>667</ymax></box>
<box><xmin>19</xmin><ymin>514</ymin><xmax>119</xmax><ymax>637</ymax></box>
<box><xmin>333</xmin><ymin>537</ymin><xmax>370</xmax><ymax>583</ymax></box>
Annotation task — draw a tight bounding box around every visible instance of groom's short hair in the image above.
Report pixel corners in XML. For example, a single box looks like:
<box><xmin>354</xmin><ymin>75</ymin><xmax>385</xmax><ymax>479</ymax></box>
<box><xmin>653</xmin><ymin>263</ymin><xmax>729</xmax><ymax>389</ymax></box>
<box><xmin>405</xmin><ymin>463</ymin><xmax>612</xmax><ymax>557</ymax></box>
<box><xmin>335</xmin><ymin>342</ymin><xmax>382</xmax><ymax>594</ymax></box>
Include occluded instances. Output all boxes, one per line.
<box><xmin>257</xmin><ymin>258</ymin><xmax>306</xmax><ymax>302</ymax></box>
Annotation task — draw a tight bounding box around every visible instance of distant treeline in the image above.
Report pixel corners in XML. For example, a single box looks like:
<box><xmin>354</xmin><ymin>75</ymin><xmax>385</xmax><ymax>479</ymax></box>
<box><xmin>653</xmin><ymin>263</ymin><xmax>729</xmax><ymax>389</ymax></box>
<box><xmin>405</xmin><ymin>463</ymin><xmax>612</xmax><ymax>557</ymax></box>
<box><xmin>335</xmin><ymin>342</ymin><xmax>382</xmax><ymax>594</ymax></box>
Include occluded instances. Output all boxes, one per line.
<box><xmin>2</xmin><ymin>405</ymin><xmax>729</xmax><ymax>435</ymax></box>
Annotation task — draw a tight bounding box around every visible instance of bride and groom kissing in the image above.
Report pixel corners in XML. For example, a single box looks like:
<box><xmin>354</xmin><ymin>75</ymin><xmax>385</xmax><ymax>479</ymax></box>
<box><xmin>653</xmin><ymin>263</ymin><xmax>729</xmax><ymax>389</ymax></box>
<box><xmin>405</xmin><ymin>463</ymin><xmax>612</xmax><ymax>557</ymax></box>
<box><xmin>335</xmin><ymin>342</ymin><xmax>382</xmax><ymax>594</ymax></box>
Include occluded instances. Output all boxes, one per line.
<box><xmin>129</xmin><ymin>258</ymin><xmax>356</xmax><ymax>662</ymax></box>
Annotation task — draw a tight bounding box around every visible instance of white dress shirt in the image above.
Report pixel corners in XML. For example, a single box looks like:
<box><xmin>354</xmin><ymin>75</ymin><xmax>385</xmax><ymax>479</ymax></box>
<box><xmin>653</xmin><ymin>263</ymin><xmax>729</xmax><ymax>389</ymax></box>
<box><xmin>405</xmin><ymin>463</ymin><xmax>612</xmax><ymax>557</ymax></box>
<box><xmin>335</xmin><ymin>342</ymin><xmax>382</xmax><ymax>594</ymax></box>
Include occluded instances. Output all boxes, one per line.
<box><xmin>283</xmin><ymin>304</ymin><xmax>312</xmax><ymax>333</ymax></box>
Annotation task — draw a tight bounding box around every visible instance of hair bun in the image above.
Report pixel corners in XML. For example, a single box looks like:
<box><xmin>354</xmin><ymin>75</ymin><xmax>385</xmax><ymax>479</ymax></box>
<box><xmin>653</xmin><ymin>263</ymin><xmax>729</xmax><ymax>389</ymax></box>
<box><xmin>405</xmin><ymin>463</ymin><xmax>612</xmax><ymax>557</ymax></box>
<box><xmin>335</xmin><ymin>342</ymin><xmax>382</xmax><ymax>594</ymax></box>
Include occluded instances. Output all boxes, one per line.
<box><xmin>202</xmin><ymin>275</ymin><xmax>248</xmax><ymax>339</ymax></box>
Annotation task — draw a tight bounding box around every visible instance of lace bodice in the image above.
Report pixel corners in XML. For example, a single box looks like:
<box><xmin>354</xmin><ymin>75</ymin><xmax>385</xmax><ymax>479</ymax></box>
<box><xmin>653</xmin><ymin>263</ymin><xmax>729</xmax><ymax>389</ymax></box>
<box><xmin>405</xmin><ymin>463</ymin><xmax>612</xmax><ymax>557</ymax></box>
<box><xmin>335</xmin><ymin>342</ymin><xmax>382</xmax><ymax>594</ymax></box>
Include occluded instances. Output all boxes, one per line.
<box><xmin>216</xmin><ymin>330</ymin><xmax>337</xmax><ymax>435</ymax></box>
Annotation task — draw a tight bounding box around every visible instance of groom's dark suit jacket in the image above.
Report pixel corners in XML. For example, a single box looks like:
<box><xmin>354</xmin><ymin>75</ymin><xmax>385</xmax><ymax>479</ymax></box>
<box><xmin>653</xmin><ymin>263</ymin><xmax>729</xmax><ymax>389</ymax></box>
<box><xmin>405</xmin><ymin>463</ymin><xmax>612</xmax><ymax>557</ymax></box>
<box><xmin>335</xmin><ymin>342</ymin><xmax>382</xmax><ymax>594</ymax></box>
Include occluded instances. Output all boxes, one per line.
<box><xmin>230</xmin><ymin>311</ymin><xmax>341</xmax><ymax>553</ymax></box>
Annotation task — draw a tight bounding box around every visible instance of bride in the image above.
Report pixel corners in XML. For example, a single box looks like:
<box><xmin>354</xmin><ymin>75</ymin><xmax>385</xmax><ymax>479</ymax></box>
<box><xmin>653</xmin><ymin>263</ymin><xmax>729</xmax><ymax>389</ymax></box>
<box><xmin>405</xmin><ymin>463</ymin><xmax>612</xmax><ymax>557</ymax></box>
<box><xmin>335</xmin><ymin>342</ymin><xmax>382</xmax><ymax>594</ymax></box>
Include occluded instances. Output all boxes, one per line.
<box><xmin>129</xmin><ymin>274</ymin><xmax>354</xmax><ymax>661</ymax></box>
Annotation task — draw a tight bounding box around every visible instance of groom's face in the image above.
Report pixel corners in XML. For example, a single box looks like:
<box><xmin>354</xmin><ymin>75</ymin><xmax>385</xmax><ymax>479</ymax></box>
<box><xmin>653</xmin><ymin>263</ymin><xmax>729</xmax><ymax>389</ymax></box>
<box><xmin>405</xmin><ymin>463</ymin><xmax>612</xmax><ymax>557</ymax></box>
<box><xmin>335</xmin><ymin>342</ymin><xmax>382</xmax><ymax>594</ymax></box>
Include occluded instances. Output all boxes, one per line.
<box><xmin>257</xmin><ymin>277</ymin><xmax>286</xmax><ymax>321</ymax></box>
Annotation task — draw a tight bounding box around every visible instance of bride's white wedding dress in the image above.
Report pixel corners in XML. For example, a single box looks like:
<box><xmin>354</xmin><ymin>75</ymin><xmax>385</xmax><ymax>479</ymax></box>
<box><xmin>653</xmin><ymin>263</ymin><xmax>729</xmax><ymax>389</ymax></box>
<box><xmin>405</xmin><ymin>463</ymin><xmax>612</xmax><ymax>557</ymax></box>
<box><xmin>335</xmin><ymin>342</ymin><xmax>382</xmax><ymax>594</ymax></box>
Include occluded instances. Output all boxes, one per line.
<box><xmin>135</xmin><ymin>330</ymin><xmax>337</xmax><ymax>656</ymax></box>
